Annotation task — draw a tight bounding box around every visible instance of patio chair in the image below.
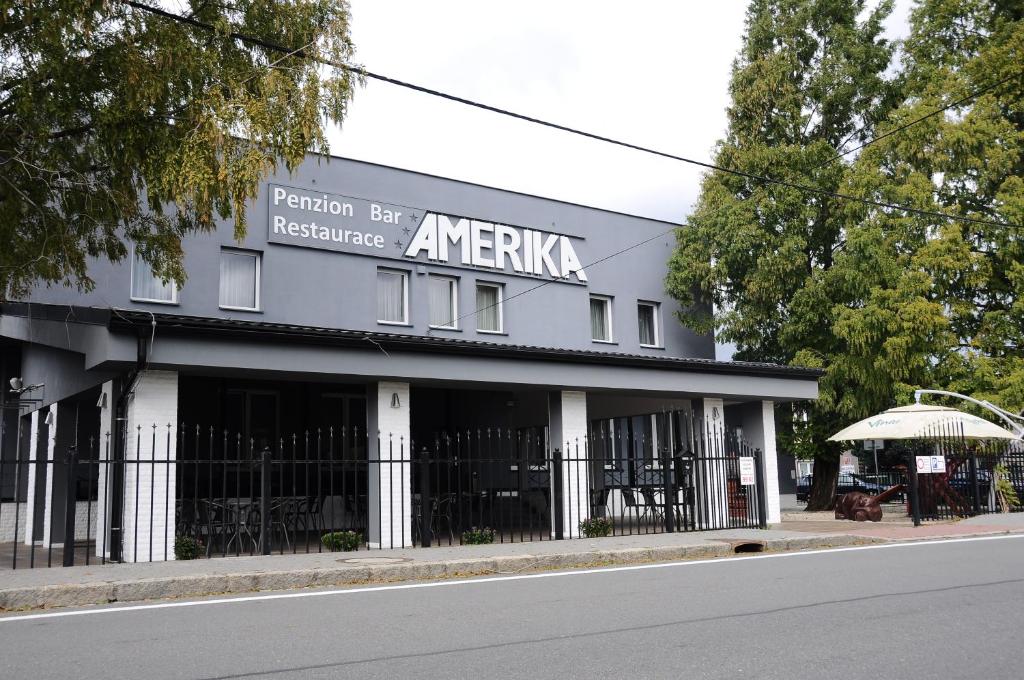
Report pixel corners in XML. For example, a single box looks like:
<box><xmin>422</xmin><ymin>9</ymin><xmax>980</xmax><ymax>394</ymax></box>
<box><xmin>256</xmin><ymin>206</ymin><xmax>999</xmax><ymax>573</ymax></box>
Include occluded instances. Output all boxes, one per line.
<box><xmin>640</xmin><ymin>487</ymin><xmax>665</xmax><ymax>523</ymax></box>
<box><xmin>620</xmin><ymin>488</ymin><xmax>648</xmax><ymax>523</ymax></box>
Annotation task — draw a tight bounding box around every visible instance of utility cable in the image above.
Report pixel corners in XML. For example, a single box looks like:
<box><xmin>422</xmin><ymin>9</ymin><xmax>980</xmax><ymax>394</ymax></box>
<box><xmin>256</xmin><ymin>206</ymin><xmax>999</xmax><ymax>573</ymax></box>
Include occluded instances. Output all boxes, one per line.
<box><xmin>121</xmin><ymin>0</ymin><xmax>1023</xmax><ymax>232</ymax></box>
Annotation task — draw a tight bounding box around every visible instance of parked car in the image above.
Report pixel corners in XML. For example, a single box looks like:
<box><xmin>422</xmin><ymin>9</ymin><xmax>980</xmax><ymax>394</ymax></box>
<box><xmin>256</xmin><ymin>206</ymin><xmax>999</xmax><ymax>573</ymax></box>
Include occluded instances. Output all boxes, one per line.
<box><xmin>796</xmin><ymin>473</ymin><xmax>888</xmax><ymax>503</ymax></box>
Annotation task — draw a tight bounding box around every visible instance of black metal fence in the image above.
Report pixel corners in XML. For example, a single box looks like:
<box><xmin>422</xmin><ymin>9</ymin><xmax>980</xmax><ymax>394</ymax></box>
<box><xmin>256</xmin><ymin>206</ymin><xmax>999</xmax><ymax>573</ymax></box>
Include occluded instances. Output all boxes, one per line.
<box><xmin>0</xmin><ymin>416</ymin><xmax>767</xmax><ymax>569</ymax></box>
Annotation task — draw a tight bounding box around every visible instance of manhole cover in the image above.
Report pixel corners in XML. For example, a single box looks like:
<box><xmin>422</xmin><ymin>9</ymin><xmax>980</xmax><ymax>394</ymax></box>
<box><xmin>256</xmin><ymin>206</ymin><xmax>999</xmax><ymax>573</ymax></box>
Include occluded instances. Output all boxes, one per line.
<box><xmin>339</xmin><ymin>556</ymin><xmax>409</xmax><ymax>565</ymax></box>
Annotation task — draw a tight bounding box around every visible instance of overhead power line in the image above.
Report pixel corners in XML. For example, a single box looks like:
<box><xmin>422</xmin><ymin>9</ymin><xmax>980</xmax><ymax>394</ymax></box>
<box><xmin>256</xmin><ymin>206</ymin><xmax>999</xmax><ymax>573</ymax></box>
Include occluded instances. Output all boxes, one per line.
<box><xmin>439</xmin><ymin>227</ymin><xmax>678</xmax><ymax>331</ymax></box>
<box><xmin>123</xmin><ymin>0</ymin><xmax>1023</xmax><ymax>232</ymax></box>
<box><xmin>816</xmin><ymin>71</ymin><xmax>1021</xmax><ymax>170</ymax></box>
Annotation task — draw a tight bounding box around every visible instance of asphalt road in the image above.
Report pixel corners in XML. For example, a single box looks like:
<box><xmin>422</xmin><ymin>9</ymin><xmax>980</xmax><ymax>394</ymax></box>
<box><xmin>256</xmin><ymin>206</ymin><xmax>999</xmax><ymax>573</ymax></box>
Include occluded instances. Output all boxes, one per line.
<box><xmin>2</xmin><ymin>535</ymin><xmax>1022</xmax><ymax>679</ymax></box>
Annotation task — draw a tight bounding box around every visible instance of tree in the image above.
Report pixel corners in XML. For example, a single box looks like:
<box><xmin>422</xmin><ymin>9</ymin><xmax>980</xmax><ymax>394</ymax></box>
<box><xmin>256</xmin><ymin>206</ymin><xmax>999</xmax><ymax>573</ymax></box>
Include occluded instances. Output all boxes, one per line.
<box><xmin>667</xmin><ymin>0</ymin><xmax>1024</xmax><ymax>511</ymax></box>
<box><xmin>666</xmin><ymin>0</ymin><xmax>921</xmax><ymax>510</ymax></box>
<box><xmin>0</xmin><ymin>0</ymin><xmax>359</xmax><ymax>300</ymax></box>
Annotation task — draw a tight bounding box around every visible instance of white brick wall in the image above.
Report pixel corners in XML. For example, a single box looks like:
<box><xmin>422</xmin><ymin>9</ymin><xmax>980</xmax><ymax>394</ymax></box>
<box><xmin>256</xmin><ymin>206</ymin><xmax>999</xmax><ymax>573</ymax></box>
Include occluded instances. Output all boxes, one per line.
<box><xmin>94</xmin><ymin>381</ymin><xmax>114</xmax><ymax>558</ymax></box>
<box><xmin>22</xmin><ymin>410</ymin><xmax>40</xmax><ymax>546</ymax></box>
<box><xmin>368</xmin><ymin>381</ymin><xmax>412</xmax><ymax>549</ymax></box>
<box><xmin>550</xmin><ymin>390</ymin><xmax>589</xmax><ymax>538</ymax></box>
<box><xmin>760</xmin><ymin>400</ymin><xmax>781</xmax><ymax>524</ymax></box>
<box><xmin>0</xmin><ymin>502</ymin><xmax>27</xmax><ymax>543</ymax></box>
<box><xmin>121</xmin><ymin>370</ymin><xmax>178</xmax><ymax>562</ymax></box>
<box><xmin>40</xmin><ymin>403</ymin><xmax>58</xmax><ymax>548</ymax></box>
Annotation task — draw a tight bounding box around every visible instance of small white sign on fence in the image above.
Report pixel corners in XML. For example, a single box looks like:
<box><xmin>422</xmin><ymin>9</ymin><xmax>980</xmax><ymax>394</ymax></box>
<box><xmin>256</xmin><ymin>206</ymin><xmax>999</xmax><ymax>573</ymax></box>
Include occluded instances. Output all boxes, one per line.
<box><xmin>915</xmin><ymin>455</ymin><xmax>947</xmax><ymax>474</ymax></box>
<box><xmin>739</xmin><ymin>457</ymin><xmax>756</xmax><ymax>485</ymax></box>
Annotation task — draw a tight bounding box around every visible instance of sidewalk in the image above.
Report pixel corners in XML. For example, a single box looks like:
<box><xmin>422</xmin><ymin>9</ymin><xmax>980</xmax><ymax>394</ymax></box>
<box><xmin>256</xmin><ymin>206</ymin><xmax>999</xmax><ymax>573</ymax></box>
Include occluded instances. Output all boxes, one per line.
<box><xmin>2</xmin><ymin>516</ymin><xmax>1021</xmax><ymax>612</ymax></box>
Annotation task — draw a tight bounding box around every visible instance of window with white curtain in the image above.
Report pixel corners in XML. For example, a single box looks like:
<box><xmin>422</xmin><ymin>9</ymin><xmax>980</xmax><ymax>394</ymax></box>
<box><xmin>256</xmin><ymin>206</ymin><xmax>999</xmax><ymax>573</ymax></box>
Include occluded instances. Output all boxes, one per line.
<box><xmin>590</xmin><ymin>295</ymin><xmax>612</xmax><ymax>342</ymax></box>
<box><xmin>638</xmin><ymin>301</ymin><xmax>660</xmax><ymax>347</ymax></box>
<box><xmin>130</xmin><ymin>248</ymin><xmax>177</xmax><ymax>303</ymax></box>
<box><xmin>428</xmin><ymin>275</ymin><xmax>458</xmax><ymax>328</ymax></box>
<box><xmin>219</xmin><ymin>249</ymin><xmax>260</xmax><ymax>310</ymax></box>
<box><xmin>377</xmin><ymin>268</ymin><xmax>408</xmax><ymax>324</ymax></box>
<box><xmin>475</xmin><ymin>282</ymin><xmax>503</xmax><ymax>333</ymax></box>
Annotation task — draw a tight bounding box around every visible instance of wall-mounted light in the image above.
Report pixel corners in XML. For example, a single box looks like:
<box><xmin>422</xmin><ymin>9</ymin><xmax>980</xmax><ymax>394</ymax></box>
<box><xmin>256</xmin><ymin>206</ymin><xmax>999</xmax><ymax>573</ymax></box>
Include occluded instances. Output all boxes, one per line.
<box><xmin>96</xmin><ymin>392</ymin><xmax>108</xmax><ymax>409</ymax></box>
<box><xmin>8</xmin><ymin>377</ymin><xmax>44</xmax><ymax>395</ymax></box>
<box><xmin>9</xmin><ymin>377</ymin><xmax>23</xmax><ymax>392</ymax></box>
<box><xmin>390</xmin><ymin>393</ymin><xmax>401</xmax><ymax>409</ymax></box>
<box><xmin>44</xmin><ymin>410</ymin><xmax>54</xmax><ymax>426</ymax></box>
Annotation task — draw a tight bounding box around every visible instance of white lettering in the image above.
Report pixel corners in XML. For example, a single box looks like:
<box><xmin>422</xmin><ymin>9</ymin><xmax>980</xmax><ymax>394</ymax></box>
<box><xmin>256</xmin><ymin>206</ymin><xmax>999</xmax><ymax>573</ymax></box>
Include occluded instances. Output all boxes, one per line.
<box><xmin>438</xmin><ymin>215</ymin><xmax>471</xmax><ymax>263</ymax></box>
<box><xmin>273</xmin><ymin>187</ymin><xmax>287</xmax><ymax>205</ymax></box>
<box><xmin>470</xmin><ymin>220</ymin><xmax>495</xmax><ymax>268</ymax></box>
<box><xmin>352</xmin><ymin>232</ymin><xmax>364</xmax><ymax>246</ymax></box>
<box><xmin>373</xmin><ymin>234</ymin><xmax>384</xmax><ymax>249</ymax></box>
<box><xmin>559</xmin><ymin>236</ymin><xmax>586</xmax><ymax>282</ymax></box>
<box><xmin>287</xmin><ymin>193</ymin><xmax>298</xmax><ymax>208</ymax></box>
<box><xmin>273</xmin><ymin>215</ymin><xmax>287</xmax><ymax>233</ymax></box>
<box><xmin>404</xmin><ymin>214</ymin><xmax>438</xmax><ymax>260</ymax></box>
<box><xmin>522</xmin><ymin>229</ymin><xmax>534</xmax><ymax>274</ymax></box>
<box><xmin>538</xmin><ymin>233</ymin><xmax>559</xmax><ymax>277</ymax></box>
<box><xmin>494</xmin><ymin>225</ymin><xmax>523</xmax><ymax>272</ymax></box>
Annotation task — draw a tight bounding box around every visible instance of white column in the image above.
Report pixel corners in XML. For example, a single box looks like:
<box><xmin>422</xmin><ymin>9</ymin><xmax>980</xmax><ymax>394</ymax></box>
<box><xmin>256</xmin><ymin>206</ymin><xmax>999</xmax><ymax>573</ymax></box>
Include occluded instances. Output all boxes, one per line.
<box><xmin>697</xmin><ymin>397</ymin><xmax>730</xmax><ymax>529</ymax></box>
<box><xmin>367</xmin><ymin>381</ymin><xmax>412</xmax><ymax>549</ymax></box>
<box><xmin>549</xmin><ymin>390</ymin><xmax>589</xmax><ymax>538</ymax></box>
<box><xmin>22</xmin><ymin>410</ymin><xmax>40</xmax><ymax>545</ymax></box>
<box><xmin>751</xmin><ymin>401</ymin><xmax>781</xmax><ymax>524</ymax></box>
<box><xmin>121</xmin><ymin>371</ymin><xmax>178</xmax><ymax>562</ymax></box>
<box><xmin>40</xmin><ymin>403</ymin><xmax>58</xmax><ymax>548</ymax></box>
<box><xmin>95</xmin><ymin>381</ymin><xmax>114</xmax><ymax>558</ymax></box>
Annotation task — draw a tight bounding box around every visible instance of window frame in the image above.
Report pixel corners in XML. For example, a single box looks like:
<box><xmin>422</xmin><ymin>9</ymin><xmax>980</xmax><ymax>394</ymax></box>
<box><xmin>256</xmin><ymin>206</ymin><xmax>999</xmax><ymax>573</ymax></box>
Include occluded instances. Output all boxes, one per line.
<box><xmin>376</xmin><ymin>267</ymin><xmax>410</xmax><ymax>326</ymax></box>
<box><xmin>637</xmin><ymin>300</ymin><xmax>661</xmax><ymax>348</ymax></box>
<box><xmin>427</xmin><ymin>274</ymin><xmax>459</xmax><ymax>330</ymax></box>
<box><xmin>589</xmin><ymin>294</ymin><xmax>614</xmax><ymax>343</ymax></box>
<box><xmin>475</xmin><ymin>281</ymin><xmax>504</xmax><ymax>334</ymax></box>
<box><xmin>129</xmin><ymin>247</ymin><xmax>178</xmax><ymax>305</ymax></box>
<box><xmin>218</xmin><ymin>247</ymin><xmax>262</xmax><ymax>312</ymax></box>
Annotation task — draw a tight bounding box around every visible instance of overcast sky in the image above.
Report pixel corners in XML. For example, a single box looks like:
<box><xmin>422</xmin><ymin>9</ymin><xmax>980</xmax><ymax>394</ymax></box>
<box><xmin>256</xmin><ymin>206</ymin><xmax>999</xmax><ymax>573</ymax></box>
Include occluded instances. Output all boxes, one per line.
<box><xmin>326</xmin><ymin>1</ymin><xmax>913</xmax><ymax>357</ymax></box>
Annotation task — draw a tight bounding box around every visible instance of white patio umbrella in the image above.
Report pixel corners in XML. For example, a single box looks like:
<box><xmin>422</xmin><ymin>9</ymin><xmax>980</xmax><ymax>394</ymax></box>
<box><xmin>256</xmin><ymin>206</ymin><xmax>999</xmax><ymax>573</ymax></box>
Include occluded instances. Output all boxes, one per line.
<box><xmin>828</xmin><ymin>403</ymin><xmax>1020</xmax><ymax>442</ymax></box>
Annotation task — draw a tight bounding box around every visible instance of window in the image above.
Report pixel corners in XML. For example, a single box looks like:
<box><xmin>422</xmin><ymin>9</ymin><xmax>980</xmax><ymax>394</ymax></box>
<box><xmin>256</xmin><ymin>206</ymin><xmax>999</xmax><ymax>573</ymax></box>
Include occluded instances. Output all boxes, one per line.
<box><xmin>219</xmin><ymin>249</ymin><xmax>260</xmax><ymax>310</ymax></box>
<box><xmin>130</xmin><ymin>248</ymin><xmax>177</xmax><ymax>303</ymax></box>
<box><xmin>475</xmin><ymin>282</ymin><xmax>503</xmax><ymax>333</ymax></box>
<box><xmin>428</xmin><ymin>275</ymin><xmax>458</xmax><ymax>328</ymax></box>
<box><xmin>377</xmin><ymin>268</ymin><xmax>408</xmax><ymax>324</ymax></box>
<box><xmin>638</xmin><ymin>301</ymin><xmax>660</xmax><ymax>347</ymax></box>
<box><xmin>590</xmin><ymin>295</ymin><xmax>612</xmax><ymax>342</ymax></box>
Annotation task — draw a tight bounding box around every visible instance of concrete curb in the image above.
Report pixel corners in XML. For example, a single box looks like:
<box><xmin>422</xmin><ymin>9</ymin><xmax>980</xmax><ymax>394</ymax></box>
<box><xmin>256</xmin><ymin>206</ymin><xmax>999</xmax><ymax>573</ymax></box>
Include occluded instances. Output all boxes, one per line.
<box><xmin>0</xmin><ymin>534</ymin><xmax>879</xmax><ymax>612</ymax></box>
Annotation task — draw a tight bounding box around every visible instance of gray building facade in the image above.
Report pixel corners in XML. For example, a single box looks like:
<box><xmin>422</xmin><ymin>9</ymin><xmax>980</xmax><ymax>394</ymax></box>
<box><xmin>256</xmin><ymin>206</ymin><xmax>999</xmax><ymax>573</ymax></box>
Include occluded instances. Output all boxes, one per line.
<box><xmin>0</xmin><ymin>155</ymin><xmax>819</xmax><ymax>561</ymax></box>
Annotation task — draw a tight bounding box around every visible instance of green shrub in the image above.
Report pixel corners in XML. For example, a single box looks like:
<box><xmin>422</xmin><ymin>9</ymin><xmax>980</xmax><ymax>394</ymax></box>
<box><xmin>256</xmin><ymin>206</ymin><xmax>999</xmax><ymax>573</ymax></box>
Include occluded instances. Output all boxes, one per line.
<box><xmin>461</xmin><ymin>527</ymin><xmax>495</xmax><ymax>544</ymax></box>
<box><xmin>321</xmin><ymin>530</ymin><xmax>363</xmax><ymax>552</ymax></box>
<box><xmin>174</xmin><ymin>535</ymin><xmax>202</xmax><ymax>560</ymax></box>
<box><xmin>579</xmin><ymin>517</ymin><xmax>613</xmax><ymax>538</ymax></box>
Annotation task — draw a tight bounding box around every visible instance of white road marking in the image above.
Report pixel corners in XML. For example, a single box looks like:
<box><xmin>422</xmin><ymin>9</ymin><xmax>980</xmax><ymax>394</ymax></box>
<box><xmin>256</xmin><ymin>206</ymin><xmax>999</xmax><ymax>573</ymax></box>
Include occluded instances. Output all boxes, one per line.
<box><xmin>1</xmin><ymin>533</ymin><xmax>1021</xmax><ymax>623</ymax></box>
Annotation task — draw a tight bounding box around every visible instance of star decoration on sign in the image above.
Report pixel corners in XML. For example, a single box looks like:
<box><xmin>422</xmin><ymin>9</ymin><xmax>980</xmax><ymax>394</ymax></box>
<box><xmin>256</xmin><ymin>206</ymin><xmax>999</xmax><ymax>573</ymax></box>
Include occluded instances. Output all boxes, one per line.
<box><xmin>409</xmin><ymin>213</ymin><xmax>419</xmax><ymax>222</ymax></box>
<box><xmin>402</xmin><ymin>226</ymin><xmax>411</xmax><ymax>236</ymax></box>
<box><xmin>394</xmin><ymin>239</ymin><xmax>404</xmax><ymax>249</ymax></box>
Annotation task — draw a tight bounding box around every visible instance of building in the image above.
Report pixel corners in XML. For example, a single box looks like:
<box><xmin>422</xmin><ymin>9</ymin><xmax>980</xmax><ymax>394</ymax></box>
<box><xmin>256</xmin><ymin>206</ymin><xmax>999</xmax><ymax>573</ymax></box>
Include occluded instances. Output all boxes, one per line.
<box><xmin>0</xmin><ymin>156</ymin><xmax>820</xmax><ymax>565</ymax></box>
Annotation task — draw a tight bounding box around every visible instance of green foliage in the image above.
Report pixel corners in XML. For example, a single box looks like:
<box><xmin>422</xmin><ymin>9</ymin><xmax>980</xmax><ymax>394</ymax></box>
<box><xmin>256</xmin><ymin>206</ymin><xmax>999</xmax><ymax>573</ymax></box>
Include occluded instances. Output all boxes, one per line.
<box><xmin>666</xmin><ymin>0</ymin><xmax>1024</xmax><ymax>477</ymax></box>
<box><xmin>174</xmin><ymin>535</ymin><xmax>202</xmax><ymax>560</ymax></box>
<box><xmin>461</xmin><ymin>527</ymin><xmax>495</xmax><ymax>545</ymax></box>
<box><xmin>321</xmin><ymin>530</ymin><xmax>362</xmax><ymax>552</ymax></box>
<box><xmin>993</xmin><ymin>464</ymin><xmax>1021</xmax><ymax>511</ymax></box>
<box><xmin>579</xmin><ymin>517</ymin><xmax>613</xmax><ymax>538</ymax></box>
<box><xmin>0</xmin><ymin>0</ymin><xmax>360</xmax><ymax>300</ymax></box>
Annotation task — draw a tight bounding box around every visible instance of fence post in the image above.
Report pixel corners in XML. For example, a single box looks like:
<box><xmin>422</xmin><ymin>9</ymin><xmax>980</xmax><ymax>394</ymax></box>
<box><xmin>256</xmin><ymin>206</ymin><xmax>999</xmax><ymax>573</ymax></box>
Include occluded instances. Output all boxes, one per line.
<box><xmin>661</xmin><ymin>446</ymin><xmax>675</xmax><ymax>533</ymax></box>
<box><xmin>969</xmin><ymin>454</ymin><xmax>981</xmax><ymax>515</ymax></box>
<box><xmin>553</xmin><ymin>448</ymin><xmax>564</xmax><ymax>540</ymax></box>
<box><xmin>420</xmin><ymin>448</ymin><xmax>432</xmax><ymax>548</ymax></box>
<box><xmin>907</xmin><ymin>449</ymin><xmax>921</xmax><ymax>527</ymax></box>
<box><xmin>63</xmin><ymin>445</ymin><xmax>78</xmax><ymax>567</ymax></box>
<box><xmin>260</xmin><ymin>447</ymin><xmax>271</xmax><ymax>555</ymax></box>
<box><xmin>754</xmin><ymin>448</ymin><xmax>768</xmax><ymax>529</ymax></box>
